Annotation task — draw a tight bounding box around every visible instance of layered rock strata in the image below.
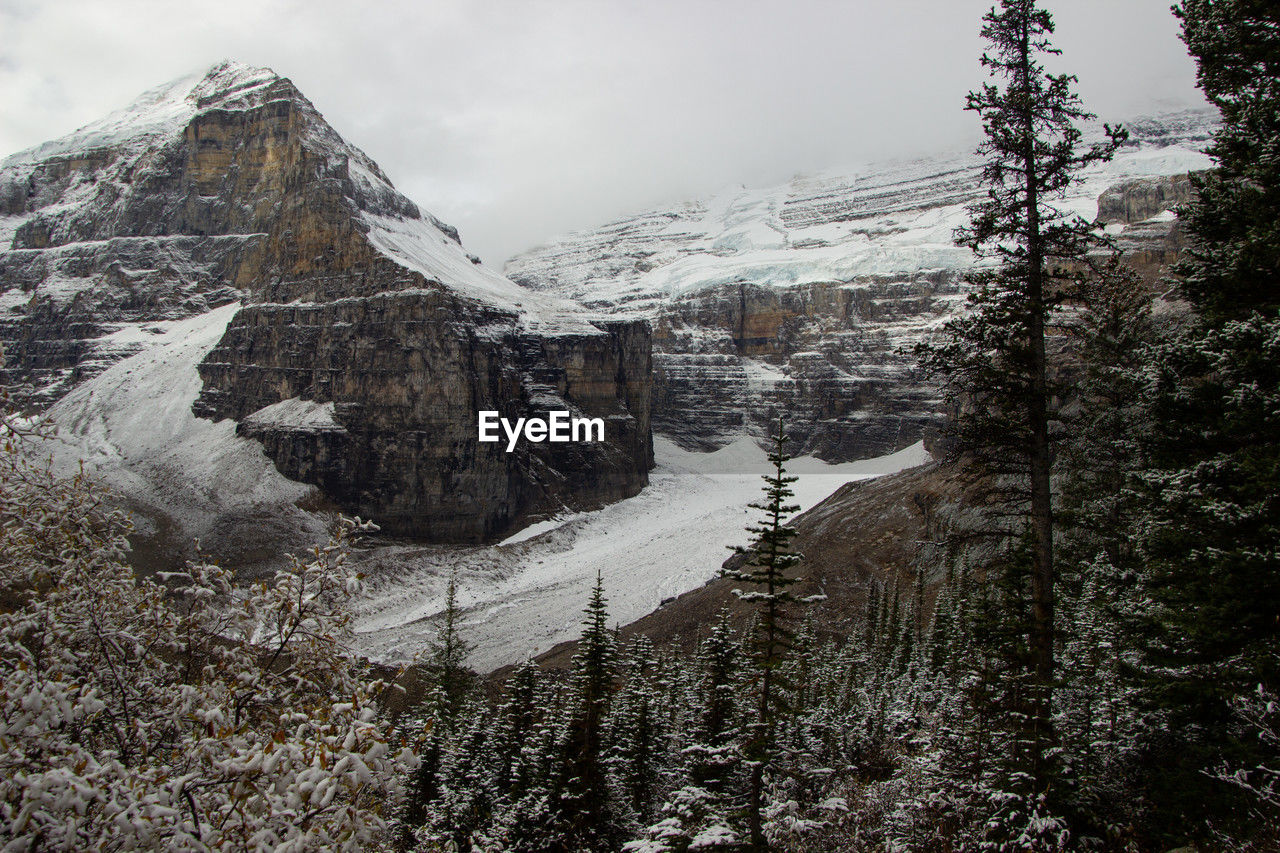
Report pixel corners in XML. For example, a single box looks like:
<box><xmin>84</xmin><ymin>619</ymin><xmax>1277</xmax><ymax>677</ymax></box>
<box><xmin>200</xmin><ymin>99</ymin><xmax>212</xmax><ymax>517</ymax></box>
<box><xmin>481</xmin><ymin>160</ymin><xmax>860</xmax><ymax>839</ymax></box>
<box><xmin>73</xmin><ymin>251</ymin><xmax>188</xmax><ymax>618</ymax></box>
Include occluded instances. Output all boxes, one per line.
<box><xmin>1</xmin><ymin>62</ymin><xmax>652</xmax><ymax>542</ymax></box>
<box><xmin>507</xmin><ymin>110</ymin><xmax>1217</xmax><ymax>461</ymax></box>
<box><xmin>194</xmin><ymin>294</ymin><xmax>651</xmax><ymax>541</ymax></box>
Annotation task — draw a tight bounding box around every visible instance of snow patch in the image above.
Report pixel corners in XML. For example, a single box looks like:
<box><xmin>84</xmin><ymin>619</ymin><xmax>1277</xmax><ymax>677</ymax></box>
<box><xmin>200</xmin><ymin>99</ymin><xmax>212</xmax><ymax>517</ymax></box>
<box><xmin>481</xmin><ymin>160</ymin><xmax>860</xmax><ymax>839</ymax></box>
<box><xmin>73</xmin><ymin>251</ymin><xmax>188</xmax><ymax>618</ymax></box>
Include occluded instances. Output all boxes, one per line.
<box><xmin>243</xmin><ymin>398</ymin><xmax>343</xmax><ymax>433</ymax></box>
<box><xmin>361</xmin><ymin>211</ymin><xmax>602</xmax><ymax>335</ymax></box>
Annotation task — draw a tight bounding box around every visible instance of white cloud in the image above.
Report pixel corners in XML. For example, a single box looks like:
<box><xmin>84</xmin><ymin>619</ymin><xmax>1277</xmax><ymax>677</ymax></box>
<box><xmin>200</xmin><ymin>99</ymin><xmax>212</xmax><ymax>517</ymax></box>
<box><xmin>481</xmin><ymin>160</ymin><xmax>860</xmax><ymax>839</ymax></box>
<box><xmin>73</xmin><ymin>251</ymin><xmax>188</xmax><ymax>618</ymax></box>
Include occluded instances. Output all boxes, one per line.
<box><xmin>0</xmin><ymin>0</ymin><xmax>1205</xmax><ymax>263</ymax></box>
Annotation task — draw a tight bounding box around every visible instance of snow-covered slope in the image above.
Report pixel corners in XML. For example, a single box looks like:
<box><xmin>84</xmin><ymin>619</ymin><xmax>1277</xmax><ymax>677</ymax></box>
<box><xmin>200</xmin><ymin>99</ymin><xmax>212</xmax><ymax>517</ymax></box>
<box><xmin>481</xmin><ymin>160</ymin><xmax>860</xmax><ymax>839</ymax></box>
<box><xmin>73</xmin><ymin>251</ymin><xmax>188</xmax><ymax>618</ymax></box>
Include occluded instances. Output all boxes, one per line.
<box><xmin>508</xmin><ymin>114</ymin><xmax>1213</xmax><ymax>313</ymax></box>
<box><xmin>350</xmin><ymin>436</ymin><xmax>930</xmax><ymax>671</ymax></box>
<box><xmin>506</xmin><ymin>110</ymin><xmax>1217</xmax><ymax>460</ymax></box>
<box><xmin>37</xmin><ymin>304</ymin><xmax>327</xmax><ymax>573</ymax></box>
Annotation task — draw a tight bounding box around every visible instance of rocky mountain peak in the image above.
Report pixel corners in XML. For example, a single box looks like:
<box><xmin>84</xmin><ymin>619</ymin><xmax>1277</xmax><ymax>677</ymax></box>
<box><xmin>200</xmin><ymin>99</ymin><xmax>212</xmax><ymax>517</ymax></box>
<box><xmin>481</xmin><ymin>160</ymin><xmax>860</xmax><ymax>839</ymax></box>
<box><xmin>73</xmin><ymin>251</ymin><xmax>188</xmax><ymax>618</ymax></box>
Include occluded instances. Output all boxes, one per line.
<box><xmin>2</xmin><ymin>65</ymin><xmax>654</xmax><ymax>550</ymax></box>
<box><xmin>189</xmin><ymin>60</ymin><xmax>291</xmax><ymax>108</ymax></box>
<box><xmin>4</xmin><ymin>61</ymin><xmax>295</xmax><ymax>169</ymax></box>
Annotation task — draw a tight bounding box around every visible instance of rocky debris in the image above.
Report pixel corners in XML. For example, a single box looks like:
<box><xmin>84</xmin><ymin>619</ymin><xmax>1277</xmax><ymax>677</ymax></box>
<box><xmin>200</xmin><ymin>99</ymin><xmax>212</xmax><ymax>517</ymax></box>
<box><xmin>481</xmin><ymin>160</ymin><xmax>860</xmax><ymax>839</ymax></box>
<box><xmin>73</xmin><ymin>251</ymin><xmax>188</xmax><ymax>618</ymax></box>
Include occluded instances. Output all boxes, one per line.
<box><xmin>506</xmin><ymin>110</ymin><xmax>1217</xmax><ymax>462</ymax></box>
<box><xmin>1</xmin><ymin>61</ymin><xmax>652</xmax><ymax>543</ymax></box>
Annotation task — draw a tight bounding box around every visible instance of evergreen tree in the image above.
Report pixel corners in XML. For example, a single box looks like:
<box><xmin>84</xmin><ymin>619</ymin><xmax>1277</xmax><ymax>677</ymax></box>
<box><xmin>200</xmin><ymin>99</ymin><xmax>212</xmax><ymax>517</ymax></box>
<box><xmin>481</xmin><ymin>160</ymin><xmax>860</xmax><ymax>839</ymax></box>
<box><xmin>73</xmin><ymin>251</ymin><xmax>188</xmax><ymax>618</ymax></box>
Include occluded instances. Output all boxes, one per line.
<box><xmin>721</xmin><ymin>416</ymin><xmax>803</xmax><ymax>850</ymax></box>
<box><xmin>686</xmin><ymin>612</ymin><xmax>744</xmax><ymax>797</ymax></box>
<box><xmin>427</xmin><ymin>566</ymin><xmax>475</xmax><ymax>722</ymax></box>
<box><xmin>914</xmin><ymin>0</ymin><xmax>1125</xmax><ymax>792</ymax></box>
<box><xmin>1054</xmin><ymin>266</ymin><xmax>1153</xmax><ymax>840</ymax></box>
<box><xmin>553</xmin><ymin>570</ymin><xmax>621</xmax><ymax>850</ymax></box>
<box><xmin>1132</xmin><ymin>0</ymin><xmax>1280</xmax><ymax>841</ymax></box>
<box><xmin>1059</xmin><ymin>262</ymin><xmax>1151</xmax><ymax>574</ymax></box>
<box><xmin>627</xmin><ymin>617</ymin><xmax>745</xmax><ymax>853</ymax></box>
<box><xmin>491</xmin><ymin>660</ymin><xmax>545</xmax><ymax>799</ymax></box>
<box><xmin>610</xmin><ymin>636</ymin><xmax>670</xmax><ymax>824</ymax></box>
<box><xmin>1171</xmin><ymin>0</ymin><xmax>1280</xmax><ymax>324</ymax></box>
<box><xmin>398</xmin><ymin>567</ymin><xmax>476</xmax><ymax>845</ymax></box>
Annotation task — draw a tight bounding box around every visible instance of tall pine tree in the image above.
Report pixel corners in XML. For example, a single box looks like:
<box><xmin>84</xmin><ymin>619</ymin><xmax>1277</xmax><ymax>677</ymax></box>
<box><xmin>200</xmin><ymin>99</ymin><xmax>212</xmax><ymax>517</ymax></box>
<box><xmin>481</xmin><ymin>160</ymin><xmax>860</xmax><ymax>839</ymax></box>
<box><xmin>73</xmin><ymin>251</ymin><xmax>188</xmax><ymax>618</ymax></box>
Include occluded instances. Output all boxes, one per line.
<box><xmin>554</xmin><ymin>570</ymin><xmax>621</xmax><ymax>851</ymax></box>
<box><xmin>915</xmin><ymin>0</ymin><xmax>1124</xmax><ymax>791</ymax></box>
<box><xmin>721</xmin><ymin>416</ymin><xmax>803</xmax><ymax>850</ymax></box>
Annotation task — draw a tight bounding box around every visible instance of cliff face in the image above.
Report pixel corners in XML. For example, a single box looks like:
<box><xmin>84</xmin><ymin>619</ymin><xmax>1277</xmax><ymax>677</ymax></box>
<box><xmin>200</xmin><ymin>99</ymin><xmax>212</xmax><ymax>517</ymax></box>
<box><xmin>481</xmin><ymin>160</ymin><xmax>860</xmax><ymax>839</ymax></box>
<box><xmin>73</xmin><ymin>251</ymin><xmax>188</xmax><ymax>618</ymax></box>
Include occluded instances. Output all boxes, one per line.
<box><xmin>506</xmin><ymin>110</ymin><xmax>1217</xmax><ymax>461</ymax></box>
<box><xmin>193</xmin><ymin>295</ymin><xmax>651</xmax><ymax>541</ymax></box>
<box><xmin>1</xmin><ymin>62</ymin><xmax>652</xmax><ymax>543</ymax></box>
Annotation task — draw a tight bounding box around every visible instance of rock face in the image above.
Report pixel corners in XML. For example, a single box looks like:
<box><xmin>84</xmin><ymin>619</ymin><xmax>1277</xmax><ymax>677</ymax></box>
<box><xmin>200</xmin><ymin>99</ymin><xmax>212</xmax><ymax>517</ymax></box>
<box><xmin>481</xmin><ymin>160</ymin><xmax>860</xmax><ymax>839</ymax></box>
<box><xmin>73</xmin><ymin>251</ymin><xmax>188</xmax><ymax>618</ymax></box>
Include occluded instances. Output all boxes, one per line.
<box><xmin>506</xmin><ymin>110</ymin><xmax>1217</xmax><ymax>461</ymax></box>
<box><xmin>194</xmin><ymin>296</ymin><xmax>651</xmax><ymax>540</ymax></box>
<box><xmin>1</xmin><ymin>62</ymin><xmax>652</xmax><ymax>542</ymax></box>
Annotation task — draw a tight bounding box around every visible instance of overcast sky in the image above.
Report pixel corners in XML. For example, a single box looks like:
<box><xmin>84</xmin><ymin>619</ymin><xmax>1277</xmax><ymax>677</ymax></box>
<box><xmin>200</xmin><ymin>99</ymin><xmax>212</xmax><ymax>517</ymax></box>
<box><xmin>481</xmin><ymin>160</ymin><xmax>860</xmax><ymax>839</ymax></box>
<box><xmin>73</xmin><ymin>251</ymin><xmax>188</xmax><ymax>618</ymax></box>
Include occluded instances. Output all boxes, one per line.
<box><xmin>0</xmin><ymin>0</ymin><xmax>1206</xmax><ymax>264</ymax></box>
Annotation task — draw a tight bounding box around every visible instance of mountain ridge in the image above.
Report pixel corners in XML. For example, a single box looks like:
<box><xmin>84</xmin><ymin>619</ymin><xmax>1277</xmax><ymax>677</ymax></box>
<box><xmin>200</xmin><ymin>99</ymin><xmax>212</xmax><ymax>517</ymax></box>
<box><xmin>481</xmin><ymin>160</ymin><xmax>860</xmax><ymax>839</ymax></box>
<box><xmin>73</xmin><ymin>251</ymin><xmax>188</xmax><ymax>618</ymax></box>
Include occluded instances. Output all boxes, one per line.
<box><xmin>2</xmin><ymin>61</ymin><xmax>653</xmax><ymax>557</ymax></box>
<box><xmin>505</xmin><ymin>108</ymin><xmax>1215</xmax><ymax>460</ymax></box>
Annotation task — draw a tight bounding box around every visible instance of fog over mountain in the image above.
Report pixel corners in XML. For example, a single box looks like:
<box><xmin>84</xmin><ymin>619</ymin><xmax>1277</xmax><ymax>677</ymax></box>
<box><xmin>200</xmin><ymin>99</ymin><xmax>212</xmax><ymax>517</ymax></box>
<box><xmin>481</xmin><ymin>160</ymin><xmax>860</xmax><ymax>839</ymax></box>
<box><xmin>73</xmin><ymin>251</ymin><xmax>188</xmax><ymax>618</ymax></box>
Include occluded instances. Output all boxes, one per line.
<box><xmin>0</xmin><ymin>0</ymin><xmax>1205</xmax><ymax>264</ymax></box>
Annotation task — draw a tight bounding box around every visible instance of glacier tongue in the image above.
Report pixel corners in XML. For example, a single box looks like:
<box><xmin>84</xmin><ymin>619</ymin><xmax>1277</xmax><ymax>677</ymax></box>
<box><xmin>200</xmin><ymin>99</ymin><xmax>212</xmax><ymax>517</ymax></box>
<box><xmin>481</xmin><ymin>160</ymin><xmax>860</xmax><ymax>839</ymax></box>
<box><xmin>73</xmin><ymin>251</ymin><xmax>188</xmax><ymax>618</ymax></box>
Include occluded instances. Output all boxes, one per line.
<box><xmin>350</xmin><ymin>436</ymin><xmax>932</xmax><ymax>672</ymax></box>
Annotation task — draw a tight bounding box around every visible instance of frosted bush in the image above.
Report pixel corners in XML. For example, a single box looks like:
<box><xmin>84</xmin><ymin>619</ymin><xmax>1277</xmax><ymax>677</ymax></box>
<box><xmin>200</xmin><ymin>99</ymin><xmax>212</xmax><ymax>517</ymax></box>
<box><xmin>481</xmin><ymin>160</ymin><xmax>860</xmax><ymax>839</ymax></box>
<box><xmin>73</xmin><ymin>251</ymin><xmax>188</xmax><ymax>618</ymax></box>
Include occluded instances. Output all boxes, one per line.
<box><xmin>0</xmin><ymin>415</ymin><xmax>413</xmax><ymax>850</ymax></box>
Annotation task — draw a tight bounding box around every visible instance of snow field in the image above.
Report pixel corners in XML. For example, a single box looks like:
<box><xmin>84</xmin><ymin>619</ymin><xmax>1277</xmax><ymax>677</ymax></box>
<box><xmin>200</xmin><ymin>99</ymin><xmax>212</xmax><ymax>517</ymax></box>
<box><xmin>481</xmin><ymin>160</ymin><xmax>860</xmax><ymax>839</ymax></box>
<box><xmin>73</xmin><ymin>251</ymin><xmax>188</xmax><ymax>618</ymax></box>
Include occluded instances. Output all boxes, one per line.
<box><xmin>349</xmin><ymin>436</ymin><xmax>929</xmax><ymax>671</ymax></box>
<box><xmin>38</xmin><ymin>304</ymin><xmax>317</xmax><ymax>541</ymax></box>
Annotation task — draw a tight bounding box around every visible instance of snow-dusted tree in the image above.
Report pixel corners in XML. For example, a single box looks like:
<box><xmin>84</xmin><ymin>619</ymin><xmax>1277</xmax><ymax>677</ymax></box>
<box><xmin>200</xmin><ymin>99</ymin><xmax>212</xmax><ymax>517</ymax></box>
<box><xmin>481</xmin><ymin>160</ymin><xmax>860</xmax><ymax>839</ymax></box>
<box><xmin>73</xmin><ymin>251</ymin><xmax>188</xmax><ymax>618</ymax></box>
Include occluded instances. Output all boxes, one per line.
<box><xmin>398</xmin><ymin>568</ymin><xmax>484</xmax><ymax>848</ymax></box>
<box><xmin>489</xmin><ymin>660</ymin><xmax>544</xmax><ymax>800</ymax></box>
<box><xmin>426</xmin><ymin>567</ymin><xmax>475</xmax><ymax>721</ymax></box>
<box><xmin>1048</xmin><ymin>266</ymin><xmax>1154</xmax><ymax>840</ymax></box>
<box><xmin>1131</xmin><ymin>0</ymin><xmax>1280</xmax><ymax>841</ymax></box>
<box><xmin>1213</xmin><ymin>665</ymin><xmax>1280</xmax><ymax>845</ymax></box>
<box><xmin>687</xmin><ymin>613</ymin><xmax>744</xmax><ymax>798</ymax></box>
<box><xmin>0</xmin><ymin>414</ymin><xmax>412</xmax><ymax>850</ymax></box>
<box><xmin>914</xmin><ymin>0</ymin><xmax>1125</xmax><ymax>796</ymax></box>
<box><xmin>550</xmin><ymin>570</ymin><xmax>621</xmax><ymax>851</ymax></box>
<box><xmin>627</xmin><ymin>613</ymin><xmax>745</xmax><ymax>852</ymax></box>
<box><xmin>1058</xmin><ymin>263</ymin><xmax>1151</xmax><ymax>574</ymax></box>
<box><xmin>623</xmin><ymin>785</ymin><xmax>742</xmax><ymax>853</ymax></box>
<box><xmin>609</xmin><ymin>636</ymin><xmax>673</xmax><ymax>825</ymax></box>
<box><xmin>494</xmin><ymin>676</ymin><xmax>568</xmax><ymax>852</ymax></box>
<box><xmin>721</xmin><ymin>416</ymin><xmax>804</xmax><ymax>850</ymax></box>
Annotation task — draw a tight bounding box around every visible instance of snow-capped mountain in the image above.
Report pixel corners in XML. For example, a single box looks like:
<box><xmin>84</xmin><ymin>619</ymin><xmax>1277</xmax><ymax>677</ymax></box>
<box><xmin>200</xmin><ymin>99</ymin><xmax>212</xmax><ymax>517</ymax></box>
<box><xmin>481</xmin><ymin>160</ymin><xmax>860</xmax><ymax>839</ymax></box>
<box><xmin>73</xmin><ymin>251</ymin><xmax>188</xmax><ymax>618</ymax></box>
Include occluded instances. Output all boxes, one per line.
<box><xmin>506</xmin><ymin>110</ymin><xmax>1216</xmax><ymax>460</ymax></box>
<box><xmin>0</xmin><ymin>61</ymin><xmax>652</xmax><ymax>560</ymax></box>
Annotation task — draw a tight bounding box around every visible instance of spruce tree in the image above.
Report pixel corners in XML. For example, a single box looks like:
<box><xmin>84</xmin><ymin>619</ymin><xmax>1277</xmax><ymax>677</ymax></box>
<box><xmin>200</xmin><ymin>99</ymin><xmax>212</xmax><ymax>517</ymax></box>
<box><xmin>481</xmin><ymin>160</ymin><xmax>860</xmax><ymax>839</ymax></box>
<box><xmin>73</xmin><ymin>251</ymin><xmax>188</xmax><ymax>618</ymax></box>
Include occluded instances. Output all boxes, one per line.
<box><xmin>687</xmin><ymin>612</ymin><xmax>743</xmax><ymax>797</ymax></box>
<box><xmin>915</xmin><ymin>0</ymin><xmax>1124</xmax><ymax>791</ymax></box>
<box><xmin>721</xmin><ymin>416</ymin><xmax>803</xmax><ymax>850</ymax></box>
<box><xmin>492</xmin><ymin>660</ymin><xmax>544</xmax><ymax>799</ymax></box>
<box><xmin>428</xmin><ymin>566</ymin><xmax>475</xmax><ymax>721</ymax></box>
<box><xmin>1132</xmin><ymin>0</ymin><xmax>1280</xmax><ymax>840</ymax></box>
<box><xmin>554</xmin><ymin>570</ymin><xmax>620</xmax><ymax>851</ymax></box>
<box><xmin>1050</xmin><ymin>265</ymin><xmax>1153</xmax><ymax>838</ymax></box>
<box><xmin>610</xmin><ymin>636</ymin><xmax>669</xmax><ymax>824</ymax></box>
<box><xmin>627</xmin><ymin>616</ymin><xmax>744</xmax><ymax>853</ymax></box>
<box><xmin>1059</xmin><ymin>262</ymin><xmax>1151</xmax><ymax>575</ymax></box>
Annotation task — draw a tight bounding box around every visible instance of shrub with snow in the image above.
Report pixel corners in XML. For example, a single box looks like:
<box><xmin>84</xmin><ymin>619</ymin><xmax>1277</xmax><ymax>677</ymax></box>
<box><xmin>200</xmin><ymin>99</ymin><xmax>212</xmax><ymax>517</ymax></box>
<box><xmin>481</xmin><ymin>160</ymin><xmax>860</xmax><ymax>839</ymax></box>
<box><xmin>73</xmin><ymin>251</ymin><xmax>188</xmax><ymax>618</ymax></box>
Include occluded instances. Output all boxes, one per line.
<box><xmin>0</xmin><ymin>413</ymin><xmax>413</xmax><ymax>850</ymax></box>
